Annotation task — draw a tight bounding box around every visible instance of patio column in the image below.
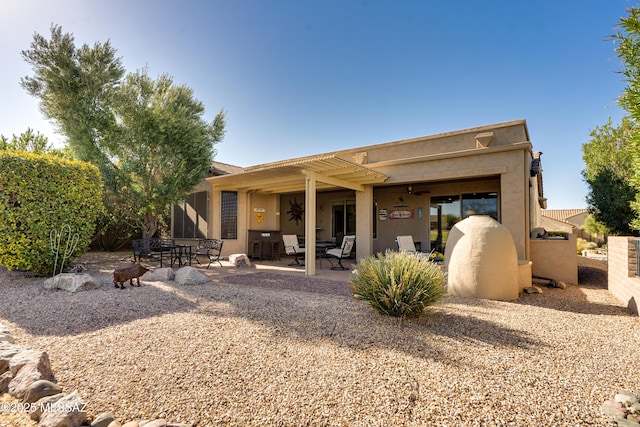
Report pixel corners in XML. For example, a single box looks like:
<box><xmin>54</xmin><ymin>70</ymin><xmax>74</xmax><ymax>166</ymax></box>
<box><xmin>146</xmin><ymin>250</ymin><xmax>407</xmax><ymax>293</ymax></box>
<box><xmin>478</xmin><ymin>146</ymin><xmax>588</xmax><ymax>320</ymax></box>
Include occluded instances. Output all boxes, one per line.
<box><xmin>355</xmin><ymin>185</ymin><xmax>373</xmax><ymax>260</ymax></box>
<box><xmin>304</xmin><ymin>171</ymin><xmax>317</xmax><ymax>276</ymax></box>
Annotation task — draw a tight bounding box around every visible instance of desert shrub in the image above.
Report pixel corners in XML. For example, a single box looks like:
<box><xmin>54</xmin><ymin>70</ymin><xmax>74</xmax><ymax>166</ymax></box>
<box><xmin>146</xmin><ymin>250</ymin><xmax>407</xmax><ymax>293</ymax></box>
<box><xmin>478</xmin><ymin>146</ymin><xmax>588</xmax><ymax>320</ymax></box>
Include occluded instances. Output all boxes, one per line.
<box><xmin>576</xmin><ymin>238</ymin><xmax>598</xmax><ymax>254</ymax></box>
<box><xmin>350</xmin><ymin>250</ymin><xmax>446</xmax><ymax>318</ymax></box>
<box><xmin>0</xmin><ymin>151</ymin><xmax>103</xmax><ymax>274</ymax></box>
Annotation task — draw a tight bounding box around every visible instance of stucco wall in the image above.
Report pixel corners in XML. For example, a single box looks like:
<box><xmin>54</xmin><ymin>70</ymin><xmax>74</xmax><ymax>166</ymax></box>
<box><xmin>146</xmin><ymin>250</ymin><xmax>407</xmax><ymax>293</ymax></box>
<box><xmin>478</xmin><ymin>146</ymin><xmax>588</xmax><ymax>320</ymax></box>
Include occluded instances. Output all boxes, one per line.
<box><xmin>608</xmin><ymin>236</ymin><xmax>640</xmax><ymax>316</ymax></box>
<box><xmin>529</xmin><ymin>235</ymin><xmax>578</xmax><ymax>284</ymax></box>
<box><xmin>247</xmin><ymin>193</ymin><xmax>279</xmax><ymax>231</ymax></box>
<box><xmin>205</xmin><ymin>120</ymin><xmax>536</xmax><ymax>269</ymax></box>
<box><xmin>371</xmin><ymin>178</ymin><xmax>500</xmax><ymax>254</ymax></box>
<box><xmin>347</xmin><ymin>121</ymin><xmax>529</xmax><ymax>163</ymax></box>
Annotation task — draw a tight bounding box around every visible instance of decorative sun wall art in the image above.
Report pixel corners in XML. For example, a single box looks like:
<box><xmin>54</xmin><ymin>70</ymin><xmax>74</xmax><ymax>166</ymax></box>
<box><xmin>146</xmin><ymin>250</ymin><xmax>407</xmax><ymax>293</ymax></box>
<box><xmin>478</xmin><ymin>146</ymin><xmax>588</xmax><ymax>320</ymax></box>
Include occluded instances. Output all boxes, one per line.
<box><xmin>287</xmin><ymin>198</ymin><xmax>304</xmax><ymax>225</ymax></box>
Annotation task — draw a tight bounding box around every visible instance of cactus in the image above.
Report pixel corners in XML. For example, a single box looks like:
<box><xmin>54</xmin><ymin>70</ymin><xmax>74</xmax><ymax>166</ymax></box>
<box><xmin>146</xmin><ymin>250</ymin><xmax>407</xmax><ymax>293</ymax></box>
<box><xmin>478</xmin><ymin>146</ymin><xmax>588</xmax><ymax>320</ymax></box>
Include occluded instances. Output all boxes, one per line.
<box><xmin>49</xmin><ymin>224</ymin><xmax>79</xmax><ymax>277</ymax></box>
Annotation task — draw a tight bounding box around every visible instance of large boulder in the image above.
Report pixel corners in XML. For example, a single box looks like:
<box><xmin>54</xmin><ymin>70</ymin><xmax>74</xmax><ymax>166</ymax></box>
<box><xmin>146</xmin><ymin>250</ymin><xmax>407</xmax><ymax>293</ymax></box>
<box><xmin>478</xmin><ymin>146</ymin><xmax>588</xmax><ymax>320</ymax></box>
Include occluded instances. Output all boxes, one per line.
<box><xmin>9</xmin><ymin>348</ymin><xmax>40</xmax><ymax>375</ymax></box>
<box><xmin>8</xmin><ymin>350</ymin><xmax>55</xmax><ymax>399</ymax></box>
<box><xmin>23</xmin><ymin>379</ymin><xmax>62</xmax><ymax>403</ymax></box>
<box><xmin>36</xmin><ymin>391</ymin><xmax>87</xmax><ymax>427</ymax></box>
<box><xmin>229</xmin><ymin>253</ymin><xmax>251</xmax><ymax>268</ymax></box>
<box><xmin>29</xmin><ymin>393</ymin><xmax>65</xmax><ymax>421</ymax></box>
<box><xmin>445</xmin><ymin>215</ymin><xmax>519</xmax><ymax>301</ymax></box>
<box><xmin>0</xmin><ymin>371</ymin><xmax>12</xmax><ymax>393</ymax></box>
<box><xmin>174</xmin><ymin>267</ymin><xmax>209</xmax><ymax>285</ymax></box>
<box><xmin>44</xmin><ymin>273</ymin><xmax>99</xmax><ymax>292</ymax></box>
<box><xmin>0</xmin><ymin>342</ymin><xmax>22</xmax><ymax>374</ymax></box>
<box><xmin>142</xmin><ymin>267</ymin><xmax>175</xmax><ymax>282</ymax></box>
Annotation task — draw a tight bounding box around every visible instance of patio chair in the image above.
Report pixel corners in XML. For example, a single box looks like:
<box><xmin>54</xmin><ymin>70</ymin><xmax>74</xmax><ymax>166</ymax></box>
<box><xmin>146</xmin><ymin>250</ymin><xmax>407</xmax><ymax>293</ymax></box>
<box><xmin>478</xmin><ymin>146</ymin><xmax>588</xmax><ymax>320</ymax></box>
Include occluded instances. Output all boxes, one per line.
<box><xmin>191</xmin><ymin>238</ymin><xmax>224</xmax><ymax>268</ymax></box>
<box><xmin>325</xmin><ymin>235</ymin><xmax>355</xmax><ymax>270</ymax></box>
<box><xmin>396</xmin><ymin>235</ymin><xmax>429</xmax><ymax>256</ymax></box>
<box><xmin>282</xmin><ymin>234</ymin><xmax>306</xmax><ymax>266</ymax></box>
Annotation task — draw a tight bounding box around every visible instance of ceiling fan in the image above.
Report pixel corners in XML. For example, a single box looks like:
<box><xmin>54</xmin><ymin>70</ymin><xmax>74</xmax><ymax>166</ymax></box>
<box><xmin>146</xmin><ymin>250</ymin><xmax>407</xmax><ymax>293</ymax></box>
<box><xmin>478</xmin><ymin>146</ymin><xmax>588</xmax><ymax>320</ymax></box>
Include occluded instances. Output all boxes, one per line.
<box><xmin>406</xmin><ymin>185</ymin><xmax>428</xmax><ymax>196</ymax></box>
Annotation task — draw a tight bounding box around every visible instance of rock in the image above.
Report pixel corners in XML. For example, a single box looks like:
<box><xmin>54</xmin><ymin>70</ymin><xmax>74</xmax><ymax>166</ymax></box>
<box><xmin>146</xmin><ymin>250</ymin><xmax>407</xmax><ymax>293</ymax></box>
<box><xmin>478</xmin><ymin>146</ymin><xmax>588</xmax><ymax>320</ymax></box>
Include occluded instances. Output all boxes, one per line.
<box><xmin>601</xmin><ymin>400</ymin><xmax>628</xmax><ymax>418</ymax></box>
<box><xmin>615</xmin><ymin>417</ymin><xmax>640</xmax><ymax>426</ymax></box>
<box><xmin>30</xmin><ymin>392</ymin><xmax>65</xmax><ymax>421</ymax></box>
<box><xmin>23</xmin><ymin>379</ymin><xmax>62</xmax><ymax>403</ymax></box>
<box><xmin>0</xmin><ymin>342</ymin><xmax>23</xmax><ymax>374</ymax></box>
<box><xmin>122</xmin><ymin>422</ymin><xmax>140</xmax><ymax>427</ymax></box>
<box><xmin>44</xmin><ymin>273</ymin><xmax>99</xmax><ymax>292</ymax></box>
<box><xmin>630</xmin><ymin>403</ymin><xmax>640</xmax><ymax>414</ymax></box>
<box><xmin>616</xmin><ymin>391</ymin><xmax>640</xmax><ymax>405</ymax></box>
<box><xmin>627</xmin><ymin>414</ymin><xmax>640</xmax><ymax>423</ymax></box>
<box><xmin>524</xmin><ymin>286</ymin><xmax>543</xmax><ymax>294</ymax></box>
<box><xmin>555</xmin><ymin>281</ymin><xmax>567</xmax><ymax>289</ymax></box>
<box><xmin>9</xmin><ymin>348</ymin><xmax>40</xmax><ymax>375</ymax></box>
<box><xmin>37</xmin><ymin>391</ymin><xmax>88</xmax><ymax>427</ymax></box>
<box><xmin>229</xmin><ymin>253</ymin><xmax>251</xmax><ymax>268</ymax></box>
<box><xmin>140</xmin><ymin>420</ymin><xmax>168</xmax><ymax>427</ymax></box>
<box><xmin>8</xmin><ymin>351</ymin><xmax>55</xmax><ymax>399</ymax></box>
<box><xmin>107</xmin><ymin>421</ymin><xmax>123</xmax><ymax>427</ymax></box>
<box><xmin>174</xmin><ymin>267</ymin><xmax>209</xmax><ymax>285</ymax></box>
<box><xmin>142</xmin><ymin>267</ymin><xmax>175</xmax><ymax>282</ymax></box>
<box><xmin>0</xmin><ymin>370</ymin><xmax>12</xmax><ymax>393</ymax></box>
<box><xmin>92</xmin><ymin>412</ymin><xmax>117</xmax><ymax>427</ymax></box>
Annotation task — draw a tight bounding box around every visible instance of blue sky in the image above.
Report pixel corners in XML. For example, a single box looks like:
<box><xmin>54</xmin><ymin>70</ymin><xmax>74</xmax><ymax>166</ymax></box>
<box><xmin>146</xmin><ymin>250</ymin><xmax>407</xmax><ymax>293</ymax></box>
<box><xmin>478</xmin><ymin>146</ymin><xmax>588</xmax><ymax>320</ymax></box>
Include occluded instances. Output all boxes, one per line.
<box><xmin>0</xmin><ymin>0</ymin><xmax>634</xmax><ymax>209</ymax></box>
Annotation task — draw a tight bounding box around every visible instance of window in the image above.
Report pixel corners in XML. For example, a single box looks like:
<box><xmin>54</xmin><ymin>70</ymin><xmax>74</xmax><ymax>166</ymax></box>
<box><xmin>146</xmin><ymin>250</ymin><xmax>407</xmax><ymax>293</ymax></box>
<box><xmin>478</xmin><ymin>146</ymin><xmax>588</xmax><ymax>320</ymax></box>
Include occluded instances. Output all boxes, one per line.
<box><xmin>462</xmin><ymin>192</ymin><xmax>498</xmax><ymax>220</ymax></box>
<box><xmin>221</xmin><ymin>191</ymin><xmax>237</xmax><ymax>240</ymax></box>
<box><xmin>429</xmin><ymin>192</ymin><xmax>499</xmax><ymax>252</ymax></box>
<box><xmin>373</xmin><ymin>201</ymin><xmax>377</xmax><ymax>239</ymax></box>
<box><xmin>332</xmin><ymin>200</ymin><xmax>355</xmax><ymax>239</ymax></box>
<box><xmin>430</xmin><ymin>195</ymin><xmax>461</xmax><ymax>253</ymax></box>
<box><xmin>173</xmin><ymin>191</ymin><xmax>208</xmax><ymax>239</ymax></box>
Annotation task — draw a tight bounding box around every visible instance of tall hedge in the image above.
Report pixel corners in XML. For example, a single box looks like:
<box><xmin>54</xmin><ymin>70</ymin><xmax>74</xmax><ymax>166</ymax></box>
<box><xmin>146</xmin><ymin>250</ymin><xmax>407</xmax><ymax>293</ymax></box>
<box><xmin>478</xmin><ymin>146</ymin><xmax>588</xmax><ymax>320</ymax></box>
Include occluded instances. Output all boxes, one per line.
<box><xmin>0</xmin><ymin>151</ymin><xmax>103</xmax><ymax>275</ymax></box>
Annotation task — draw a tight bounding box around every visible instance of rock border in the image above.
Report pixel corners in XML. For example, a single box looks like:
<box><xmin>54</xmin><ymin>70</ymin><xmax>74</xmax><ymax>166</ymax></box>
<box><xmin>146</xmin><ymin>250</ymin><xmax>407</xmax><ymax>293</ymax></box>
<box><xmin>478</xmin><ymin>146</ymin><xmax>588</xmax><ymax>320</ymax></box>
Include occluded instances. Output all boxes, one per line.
<box><xmin>601</xmin><ymin>390</ymin><xmax>640</xmax><ymax>426</ymax></box>
<box><xmin>1</xmin><ymin>321</ymin><xmax>191</xmax><ymax>427</ymax></box>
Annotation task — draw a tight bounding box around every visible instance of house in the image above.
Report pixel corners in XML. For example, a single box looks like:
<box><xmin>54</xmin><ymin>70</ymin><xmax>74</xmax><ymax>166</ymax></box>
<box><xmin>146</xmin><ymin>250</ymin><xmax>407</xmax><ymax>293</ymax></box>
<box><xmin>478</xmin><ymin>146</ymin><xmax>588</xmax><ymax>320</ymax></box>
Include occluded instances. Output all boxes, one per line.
<box><xmin>541</xmin><ymin>209</ymin><xmax>603</xmax><ymax>244</ymax></box>
<box><xmin>172</xmin><ymin>119</ymin><xmax>577</xmax><ymax>284</ymax></box>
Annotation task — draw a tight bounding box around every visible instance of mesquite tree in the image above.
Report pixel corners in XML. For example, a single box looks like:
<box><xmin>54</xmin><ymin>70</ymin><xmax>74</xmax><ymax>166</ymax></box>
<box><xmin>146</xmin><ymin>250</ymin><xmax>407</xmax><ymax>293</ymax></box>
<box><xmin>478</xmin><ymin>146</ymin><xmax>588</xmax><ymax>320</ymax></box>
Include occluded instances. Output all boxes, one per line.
<box><xmin>582</xmin><ymin>117</ymin><xmax>637</xmax><ymax>235</ymax></box>
<box><xmin>21</xmin><ymin>25</ymin><xmax>225</xmax><ymax>239</ymax></box>
<box><xmin>613</xmin><ymin>7</ymin><xmax>640</xmax><ymax>232</ymax></box>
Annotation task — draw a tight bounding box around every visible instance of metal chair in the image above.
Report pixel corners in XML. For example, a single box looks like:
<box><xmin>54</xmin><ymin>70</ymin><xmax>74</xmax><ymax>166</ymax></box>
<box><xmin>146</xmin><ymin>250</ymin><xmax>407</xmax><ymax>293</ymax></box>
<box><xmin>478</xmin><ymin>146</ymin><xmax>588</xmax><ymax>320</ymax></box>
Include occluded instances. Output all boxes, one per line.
<box><xmin>325</xmin><ymin>235</ymin><xmax>355</xmax><ymax>270</ymax></box>
<box><xmin>192</xmin><ymin>239</ymin><xmax>224</xmax><ymax>268</ymax></box>
<box><xmin>282</xmin><ymin>234</ymin><xmax>305</xmax><ymax>266</ymax></box>
<box><xmin>396</xmin><ymin>235</ymin><xmax>427</xmax><ymax>256</ymax></box>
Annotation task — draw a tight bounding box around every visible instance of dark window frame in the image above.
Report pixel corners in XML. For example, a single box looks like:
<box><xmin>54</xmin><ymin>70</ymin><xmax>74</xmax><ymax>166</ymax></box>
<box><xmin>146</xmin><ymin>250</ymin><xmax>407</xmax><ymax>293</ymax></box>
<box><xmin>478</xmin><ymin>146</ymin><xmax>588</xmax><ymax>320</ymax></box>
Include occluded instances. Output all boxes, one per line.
<box><xmin>173</xmin><ymin>191</ymin><xmax>208</xmax><ymax>239</ymax></box>
<box><xmin>221</xmin><ymin>191</ymin><xmax>238</xmax><ymax>240</ymax></box>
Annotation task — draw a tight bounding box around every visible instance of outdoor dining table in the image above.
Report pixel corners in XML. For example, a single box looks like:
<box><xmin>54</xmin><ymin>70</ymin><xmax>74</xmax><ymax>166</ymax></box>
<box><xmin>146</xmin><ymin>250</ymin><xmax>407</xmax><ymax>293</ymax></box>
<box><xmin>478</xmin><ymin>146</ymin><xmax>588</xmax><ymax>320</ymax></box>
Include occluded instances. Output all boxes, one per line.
<box><xmin>172</xmin><ymin>244</ymin><xmax>192</xmax><ymax>267</ymax></box>
<box><xmin>301</xmin><ymin>241</ymin><xmax>337</xmax><ymax>269</ymax></box>
<box><xmin>150</xmin><ymin>242</ymin><xmax>192</xmax><ymax>267</ymax></box>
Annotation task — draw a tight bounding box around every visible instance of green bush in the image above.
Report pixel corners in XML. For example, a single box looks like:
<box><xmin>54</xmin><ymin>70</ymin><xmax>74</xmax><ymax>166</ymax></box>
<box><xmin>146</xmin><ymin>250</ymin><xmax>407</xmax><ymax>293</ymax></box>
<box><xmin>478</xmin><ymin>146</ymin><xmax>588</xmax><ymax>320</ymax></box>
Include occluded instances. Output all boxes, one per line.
<box><xmin>576</xmin><ymin>238</ymin><xmax>598</xmax><ymax>254</ymax></box>
<box><xmin>0</xmin><ymin>151</ymin><xmax>103</xmax><ymax>274</ymax></box>
<box><xmin>349</xmin><ymin>250</ymin><xmax>446</xmax><ymax>318</ymax></box>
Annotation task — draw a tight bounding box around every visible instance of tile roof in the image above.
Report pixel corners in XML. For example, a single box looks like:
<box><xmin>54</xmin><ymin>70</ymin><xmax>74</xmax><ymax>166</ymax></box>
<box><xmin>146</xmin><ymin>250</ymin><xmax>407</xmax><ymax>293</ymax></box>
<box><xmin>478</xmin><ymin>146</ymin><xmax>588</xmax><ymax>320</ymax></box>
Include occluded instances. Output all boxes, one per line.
<box><xmin>541</xmin><ymin>209</ymin><xmax>589</xmax><ymax>223</ymax></box>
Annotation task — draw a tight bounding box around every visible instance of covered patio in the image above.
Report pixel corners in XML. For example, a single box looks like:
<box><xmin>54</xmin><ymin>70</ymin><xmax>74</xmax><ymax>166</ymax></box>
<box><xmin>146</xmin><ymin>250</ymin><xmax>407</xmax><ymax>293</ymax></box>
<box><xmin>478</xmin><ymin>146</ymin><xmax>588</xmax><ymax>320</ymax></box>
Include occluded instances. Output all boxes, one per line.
<box><xmin>207</xmin><ymin>154</ymin><xmax>388</xmax><ymax>276</ymax></box>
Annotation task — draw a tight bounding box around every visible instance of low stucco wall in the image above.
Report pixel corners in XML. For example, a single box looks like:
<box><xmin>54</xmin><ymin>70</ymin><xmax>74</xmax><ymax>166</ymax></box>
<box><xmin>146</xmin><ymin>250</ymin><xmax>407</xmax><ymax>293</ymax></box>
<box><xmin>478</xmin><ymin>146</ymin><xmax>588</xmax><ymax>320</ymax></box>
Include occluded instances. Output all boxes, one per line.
<box><xmin>530</xmin><ymin>235</ymin><xmax>578</xmax><ymax>284</ymax></box>
<box><xmin>607</xmin><ymin>236</ymin><xmax>640</xmax><ymax>316</ymax></box>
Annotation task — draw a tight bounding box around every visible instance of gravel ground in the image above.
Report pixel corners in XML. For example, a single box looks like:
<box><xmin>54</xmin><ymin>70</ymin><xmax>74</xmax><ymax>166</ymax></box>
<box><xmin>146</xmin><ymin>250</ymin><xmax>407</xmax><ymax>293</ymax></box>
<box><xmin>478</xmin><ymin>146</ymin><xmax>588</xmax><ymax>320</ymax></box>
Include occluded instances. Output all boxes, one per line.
<box><xmin>0</xmin><ymin>254</ymin><xmax>638</xmax><ymax>426</ymax></box>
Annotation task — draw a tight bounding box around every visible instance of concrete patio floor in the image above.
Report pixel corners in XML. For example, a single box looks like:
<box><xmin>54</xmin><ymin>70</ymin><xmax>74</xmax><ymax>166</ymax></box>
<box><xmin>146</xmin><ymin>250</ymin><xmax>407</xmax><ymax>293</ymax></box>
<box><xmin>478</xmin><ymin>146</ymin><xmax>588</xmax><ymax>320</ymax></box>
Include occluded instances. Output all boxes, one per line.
<box><xmin>193</xmin><ymin>255</ymin><xmax>355</xmax><ymax>282</ymax></box>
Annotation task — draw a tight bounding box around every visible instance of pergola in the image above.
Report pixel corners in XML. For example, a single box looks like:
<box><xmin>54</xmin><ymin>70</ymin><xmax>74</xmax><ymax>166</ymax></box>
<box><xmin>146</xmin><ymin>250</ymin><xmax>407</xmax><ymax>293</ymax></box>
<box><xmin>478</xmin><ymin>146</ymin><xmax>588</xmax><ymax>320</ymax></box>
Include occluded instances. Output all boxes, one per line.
<box><xmin>207</xmin><ymin>154</ymin><xmax>388</xmax><ymax>275</ymax></box>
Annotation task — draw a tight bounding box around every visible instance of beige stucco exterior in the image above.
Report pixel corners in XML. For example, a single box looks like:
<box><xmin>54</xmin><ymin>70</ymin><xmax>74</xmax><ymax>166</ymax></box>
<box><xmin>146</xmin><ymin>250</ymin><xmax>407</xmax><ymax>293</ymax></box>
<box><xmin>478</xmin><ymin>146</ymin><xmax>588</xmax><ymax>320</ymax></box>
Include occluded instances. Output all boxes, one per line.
<box><xmin>529</xmin><ymin>235</ymin><xmax>579</xmax><ymax>284</ymax></box>
<box><xmin>182</xmin><ymin>119</ymin><xmax>575</xmax><ymax>283</ymax></box>
<box><xmin>445</xmin><ymin>216</ymin><xmax>520</xmax><ymax>301</ymax></box>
